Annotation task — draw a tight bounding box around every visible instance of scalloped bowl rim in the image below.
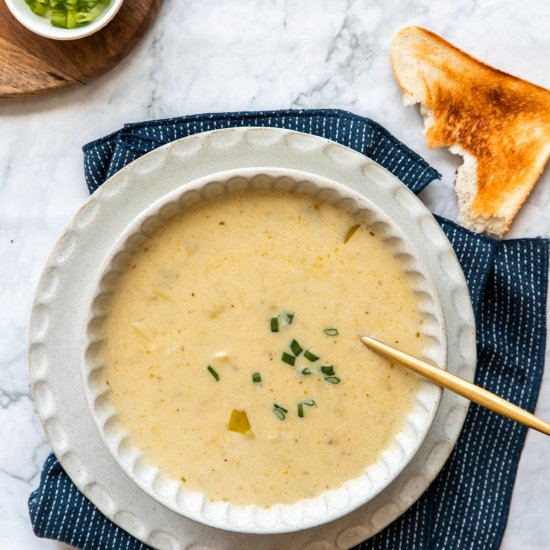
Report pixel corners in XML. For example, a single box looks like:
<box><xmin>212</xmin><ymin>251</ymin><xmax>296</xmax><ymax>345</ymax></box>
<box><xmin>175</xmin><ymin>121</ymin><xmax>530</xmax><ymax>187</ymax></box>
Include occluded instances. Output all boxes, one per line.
<box><xmin>83</xmin><ymin>167</ymin><xmax>447</xmax><ymax>534</ymax></box>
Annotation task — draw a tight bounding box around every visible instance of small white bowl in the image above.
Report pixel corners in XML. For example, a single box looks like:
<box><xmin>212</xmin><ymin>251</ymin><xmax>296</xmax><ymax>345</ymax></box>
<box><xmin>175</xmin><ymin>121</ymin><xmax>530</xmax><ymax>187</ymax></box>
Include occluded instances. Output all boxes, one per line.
<box><xmin>4</xmin><ymin>0</ymin><xmax>124</xmax><ymax>40</ymax></box>
<box><xmin>84</xmin><ymin>167</ymin><xmax>447</xmax><ymax>534</ymax></box>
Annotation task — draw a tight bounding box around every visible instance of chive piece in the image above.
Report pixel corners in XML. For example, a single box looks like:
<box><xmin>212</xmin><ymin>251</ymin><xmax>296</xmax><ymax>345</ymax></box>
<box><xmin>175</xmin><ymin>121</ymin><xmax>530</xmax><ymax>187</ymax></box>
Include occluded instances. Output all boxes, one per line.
<box><xmin>323</xmin><ymin>328</ymin><xmax>339</xmax><ymax>336</ymax></box>
<box><xmin>344</xmin><ymin>224</ymin><xmax>360</xmax><ymax>243</ymax></box>
<box><xmin>207</xmin><ymin>365</ymin><xmax>220</xmax><ymax>381</ymax></box>
<box><xmin>252</xmin><ymin>372</ymin><xmax>262</xmax><ymax>384</ymax></box>
<box><xmin>273</xmin><ymin>403</ymin><xmax>288</xmax><ymax>420</ymax></box>
<box><xmin>298</xmin><ymin>399</ymin><xmax>316</xmax><ymax>418</ymax></box>
<box><xmin>301</xmin><ymin>367</ymin><xmax>312</xmax><ymax>375</ymax></box>
<box><xmin>304</xmin><ymin>350</ymin><xmax>319</xmax><ymax>362</ymax></box>
<box><xmin>283</xmin><ymin>311</ymin><xmax>294</xmax><ymax>325</ymax></box>
<box><xmin>271</xmin><ymin>311</ymin><xmax>294</xmax><ymax>332</ymax></box>
<box><xmin>281</xmin><ymin>352</ymin><xmax>295</xmax><ymax>366</ymax></box>
<box><xmin>324</xmin><ymin>376</ymin><xmax>341</xmax><ymax>384</ymax></box>
<box><xmin>290</xmin><ymin>339</ymin><xmax>303</xmax><ymax>356</ymax></box>
<box><xmin>321</xmin><ymin>365</ymin><xmax>335</xmax><ymax>376</ymax></box>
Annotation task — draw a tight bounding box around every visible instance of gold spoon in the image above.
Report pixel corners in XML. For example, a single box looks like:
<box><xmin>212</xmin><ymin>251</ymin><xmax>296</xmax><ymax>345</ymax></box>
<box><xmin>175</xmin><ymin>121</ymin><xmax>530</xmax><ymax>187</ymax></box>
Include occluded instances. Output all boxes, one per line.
<box><xmin>361</xmin><ymin>335</ymin><xmax>550</xmax><ymax>436</ymax></box>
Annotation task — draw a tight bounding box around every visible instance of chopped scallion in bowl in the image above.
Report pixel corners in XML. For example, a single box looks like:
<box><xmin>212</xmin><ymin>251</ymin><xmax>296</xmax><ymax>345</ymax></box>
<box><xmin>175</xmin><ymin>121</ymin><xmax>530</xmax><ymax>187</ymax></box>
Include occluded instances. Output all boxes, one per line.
<box><xmin>5</xmin><ymin>0</ymin><xmax>124</xmax><ymax>40</ymax></box>
<box><xmin>24</xmin><ymin>0</ymin><xmax>112</xmax><ymax>29</ymax></box>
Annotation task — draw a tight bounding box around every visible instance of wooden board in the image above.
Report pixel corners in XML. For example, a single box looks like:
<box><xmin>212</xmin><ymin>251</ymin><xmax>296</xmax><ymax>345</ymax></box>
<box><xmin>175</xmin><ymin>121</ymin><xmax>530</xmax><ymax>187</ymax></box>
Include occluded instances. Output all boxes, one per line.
<box><xmin>0</xmin><ymin>0</ymin><xmax>163</xmax><ymax>99</ymax></box>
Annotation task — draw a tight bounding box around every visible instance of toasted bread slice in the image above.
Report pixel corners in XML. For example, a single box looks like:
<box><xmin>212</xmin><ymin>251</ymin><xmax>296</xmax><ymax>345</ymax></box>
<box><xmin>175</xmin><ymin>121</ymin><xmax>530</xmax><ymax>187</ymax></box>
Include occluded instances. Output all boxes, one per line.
<box><xmin>391</xmin><ymin>26</ymin><xmax>550</xmax><ymax>236</ymax></box>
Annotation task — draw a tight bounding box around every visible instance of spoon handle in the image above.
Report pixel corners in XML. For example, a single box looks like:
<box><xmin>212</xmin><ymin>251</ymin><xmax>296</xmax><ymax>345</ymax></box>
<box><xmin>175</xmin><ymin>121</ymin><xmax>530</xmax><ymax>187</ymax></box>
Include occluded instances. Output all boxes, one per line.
<box><xmin>361</xmin><ymin>336</ymin><xmax>550</xmax><ymax>436</ymax></box>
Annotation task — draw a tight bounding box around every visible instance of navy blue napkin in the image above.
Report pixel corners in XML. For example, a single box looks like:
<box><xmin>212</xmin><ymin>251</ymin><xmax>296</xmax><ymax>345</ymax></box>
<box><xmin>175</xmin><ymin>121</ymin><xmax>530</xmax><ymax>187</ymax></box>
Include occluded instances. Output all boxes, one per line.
<box><xmin>29</xmin><ymin>109</ymin><xmax>548</xmax><ymax>549</ymax></box>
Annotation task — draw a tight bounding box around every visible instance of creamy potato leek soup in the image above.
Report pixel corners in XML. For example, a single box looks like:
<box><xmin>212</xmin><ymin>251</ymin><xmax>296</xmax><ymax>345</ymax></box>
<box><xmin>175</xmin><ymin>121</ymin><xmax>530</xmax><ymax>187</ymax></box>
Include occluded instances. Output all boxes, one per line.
<box><xmin>102</xmin><ymin>189</ymin><xmax>426</xmax><ymax>507</ymax></box>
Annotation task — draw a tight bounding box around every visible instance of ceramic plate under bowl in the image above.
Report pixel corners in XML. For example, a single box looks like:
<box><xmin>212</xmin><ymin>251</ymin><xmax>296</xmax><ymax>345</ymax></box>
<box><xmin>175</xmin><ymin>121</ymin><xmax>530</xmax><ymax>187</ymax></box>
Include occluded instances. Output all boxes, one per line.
<box><xmin>29</xmin><ymin>127</ymin><xmax>476</xmax><ymax>549</ymax></box>
<box><xmin>84</xmin><ymin>167</ymin><xmax>447</xmax><ymax>534</ymax></box>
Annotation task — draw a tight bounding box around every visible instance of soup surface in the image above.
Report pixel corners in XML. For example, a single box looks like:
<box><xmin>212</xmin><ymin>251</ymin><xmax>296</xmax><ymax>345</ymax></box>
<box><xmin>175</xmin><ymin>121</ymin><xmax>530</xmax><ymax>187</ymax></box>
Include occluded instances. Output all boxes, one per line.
<box><xmin>103</xmin><ymin>189</ymin><xmax>425</xmax><ymax>506</ymax></box>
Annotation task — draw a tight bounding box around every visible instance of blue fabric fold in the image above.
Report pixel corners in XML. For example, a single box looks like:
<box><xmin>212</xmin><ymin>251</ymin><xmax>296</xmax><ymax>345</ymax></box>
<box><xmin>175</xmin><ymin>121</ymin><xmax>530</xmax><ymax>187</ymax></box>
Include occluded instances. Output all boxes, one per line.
<box><xmin>82</xmin><ymin>109</ymin><xmax>439</xmax><ymax>195</ymax></box>
<box><xmin>30</xmin><ymin>109</ymin><xmax>548</xmax><ymax>550</ymax></box>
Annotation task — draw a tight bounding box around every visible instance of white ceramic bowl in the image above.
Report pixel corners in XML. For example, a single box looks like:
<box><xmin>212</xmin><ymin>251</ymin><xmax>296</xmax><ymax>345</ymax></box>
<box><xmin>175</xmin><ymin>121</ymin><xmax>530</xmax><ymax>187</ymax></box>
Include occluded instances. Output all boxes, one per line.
<box><xmin>84</xmin><ymin>167</ymin><xmax>447</xmax><ymax>534</ymax></box>
<box><xmin>4</xmin><ymin>0</ymin><xmax>124</xmax><ymax>40</ymax></box>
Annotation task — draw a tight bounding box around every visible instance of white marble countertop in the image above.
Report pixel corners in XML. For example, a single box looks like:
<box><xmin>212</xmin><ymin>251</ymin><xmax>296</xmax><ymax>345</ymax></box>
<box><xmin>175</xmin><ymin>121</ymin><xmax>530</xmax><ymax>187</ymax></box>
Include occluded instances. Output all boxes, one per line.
<box><xmin>1</xmin><ymin>0</ymin><xmax>549</xmax><ymax>548</ymax></box>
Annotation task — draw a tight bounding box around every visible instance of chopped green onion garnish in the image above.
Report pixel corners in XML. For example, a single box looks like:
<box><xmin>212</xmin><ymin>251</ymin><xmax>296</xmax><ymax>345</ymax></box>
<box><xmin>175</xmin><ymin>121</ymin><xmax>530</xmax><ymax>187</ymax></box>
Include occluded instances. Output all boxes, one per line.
<box><xmin>290</xmin><ymin>339</ymin><xmax>303</xmax><ymax>356</ymax></box>
<box><xmin>297</xmin><ymin>400</ymin><xmax>316</xmax><ymax>418</ymax></box>
<box><xmin>320</xmin><ymin>365</ymin><xmax>335</xmax><ymax>376</ymax></box>
<box><xmin>282</xmin><ymin>311</ymin><xmax>294</xmax><ymax>324</ymax></box>
<box><xmin>252</xmin><ymin>372</ymin><xmax>262</xmax><ymax>384</ymax></box>
<box><xmin>304</xmin><ymin>350</ymin><xmax>319</xmax><ymax>362</ymax></box>
<box><xmin>323</xmin><ymin>328</ymin><xmax>339</xmax><ymax>336</ymax></box>
<box><xmin>301</xmin><ymin>368</ymin><xmax>312</xmax><ymax>375</ymax></box>
<box><xmin>270</xmin><ymin>311</ymin><xmax>294</xmax><ymax>332</ymax></box>
<box><xmin>344</xmin><ymin>224</ymin><xmax>360</xmax><ymax>243</ymax></box>
<box><xmin>273</xmin><ymin>403</ymin><xmax>288</xmax><ymax>420</ymax></box>
<box><xmin>207</xmin><ymin>365</ymin><xmax>220</xmax><ymax>381</ymax></box>
<box><xmin>324</xmin><ymin>376</ymin><xmax>341</xmax><ymax>384</ymax></box>
<box><xmin>281</xmin><ymin>352</ymin><xmax>295</xmax><ymax>366</ymax></box>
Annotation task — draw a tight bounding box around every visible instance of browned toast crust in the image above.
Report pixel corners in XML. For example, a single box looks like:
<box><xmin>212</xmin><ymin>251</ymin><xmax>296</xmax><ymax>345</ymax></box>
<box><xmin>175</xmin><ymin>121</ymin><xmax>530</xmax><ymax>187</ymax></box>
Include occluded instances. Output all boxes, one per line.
<box><xmin>391</xmin><ymin>27</ymin><xmax>550</xmax><ymax>234</ymax></box>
